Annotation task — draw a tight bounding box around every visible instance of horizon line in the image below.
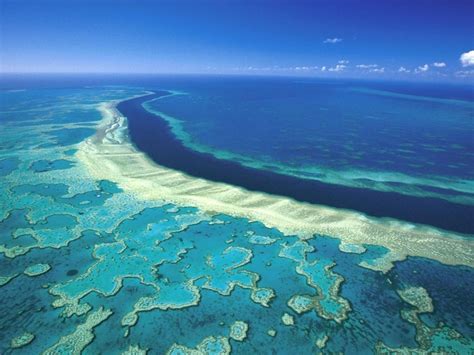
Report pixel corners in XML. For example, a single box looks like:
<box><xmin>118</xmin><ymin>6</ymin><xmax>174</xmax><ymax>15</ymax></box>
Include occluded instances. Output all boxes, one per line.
<box><xmin>0</xmin><ymin>71</ymin><xmax>472</xmax><ymax>86</ymax></box>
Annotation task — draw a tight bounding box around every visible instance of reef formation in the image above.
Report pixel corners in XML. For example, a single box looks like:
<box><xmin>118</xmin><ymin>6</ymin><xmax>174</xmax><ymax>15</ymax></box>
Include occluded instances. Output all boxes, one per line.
<box><xmin>0</xmin><ymin>87</ymin><xmax>472</xmax><ymax>353</ymax></box>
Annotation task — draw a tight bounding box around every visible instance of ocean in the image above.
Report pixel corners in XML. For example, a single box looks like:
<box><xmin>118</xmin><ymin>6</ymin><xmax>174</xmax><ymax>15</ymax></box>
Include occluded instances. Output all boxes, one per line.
<box><xmin>0</xmin><ymin>74</ymin><xmax>473</xmax><ymax>353</ymax></box>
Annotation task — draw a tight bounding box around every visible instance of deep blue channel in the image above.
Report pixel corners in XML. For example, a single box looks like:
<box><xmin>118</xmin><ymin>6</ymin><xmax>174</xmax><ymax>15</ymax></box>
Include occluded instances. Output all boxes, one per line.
<box><xmin>119</xmin><ymin>91</ymin><xmax>474</xmax><ymax>235</ymax></box>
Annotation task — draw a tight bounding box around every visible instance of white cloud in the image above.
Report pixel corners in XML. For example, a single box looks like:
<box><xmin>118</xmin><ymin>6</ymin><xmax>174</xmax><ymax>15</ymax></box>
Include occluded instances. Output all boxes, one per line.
<box><xmin>460</xmin><ymin>50</ymin><xmax>474</xmax><ymax>67</ymax></box>
<box><xmin>338</xmin><ymin>60</ymin><xmax>349</xmax><ymax>64</ymax></box>
<box><xmin>433</xmin><ymin>62</ymin><xmax>446</xmax><ymax>68</ymax></box>
<box><xmin>455</xmin><ymin>69</ymin><xmax>474</xmax><ymax>77</ymax></box>
<box><xmin>398</xmin><ymin>66</ymin><xmax>410</xmax><ymax>73</ymax></box>
<box><xmin>356</xmin><ymin>64</ymin><xmax>378</xmax><ymax>69</ymax></box>
<box><xmin>370</xmin><ymin>67</ymin><xmax>385</xmax><ymax>73</ymax></box>
<box><xmin>328</xmin><ymin>64</ymin><xmax>346</xmax><ymax>72</ymax></box>
<box><xmin>231</xmin><ymin>65</ymin><xmax>323</xmax><ymax>73</ymax></box>
<box><xmin>321</xmin><ymin>66</ymin><xmax>327</xmax><ymax>72</ymax></box>
<box><xmin>415</xmin><ymin>64</ymin><xmax>429</xmax><ymax>73</ymax></box>
<box><xmin>294</xmin><ymin>66</ymin><xmax>318</xmax><ymax>71</ymax></box>
<box><xmin>323</xmin><ymin>38</ymin><xmax>343</xmax><ymax>44</ymax></box>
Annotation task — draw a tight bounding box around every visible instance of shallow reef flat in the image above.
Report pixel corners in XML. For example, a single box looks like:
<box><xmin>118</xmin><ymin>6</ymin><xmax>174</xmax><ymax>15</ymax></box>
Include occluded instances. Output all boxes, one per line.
<box><xmin>0</xmin><ymin>87</ymin><xmax>473</xmax><ymax>354</ymax></box>
<box><xmin>78</xmin><ymin>99</ymin><xmax>473</xmax><ymax>271</ymax></box>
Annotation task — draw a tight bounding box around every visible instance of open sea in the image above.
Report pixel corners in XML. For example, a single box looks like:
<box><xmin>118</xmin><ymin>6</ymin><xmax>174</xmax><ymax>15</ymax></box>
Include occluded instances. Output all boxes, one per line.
<box><xmin>0</xmin><ymin>74</ymin><xmax>473</xmax><ymax>354</ymax></box>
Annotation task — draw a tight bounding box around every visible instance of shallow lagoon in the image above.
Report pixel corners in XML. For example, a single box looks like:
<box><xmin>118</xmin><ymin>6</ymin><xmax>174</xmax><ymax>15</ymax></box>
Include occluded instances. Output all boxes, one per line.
<box><xmin>0</xmin><ymin>79</ymin><xmax>473</xmax><ymax>353</ymax></box>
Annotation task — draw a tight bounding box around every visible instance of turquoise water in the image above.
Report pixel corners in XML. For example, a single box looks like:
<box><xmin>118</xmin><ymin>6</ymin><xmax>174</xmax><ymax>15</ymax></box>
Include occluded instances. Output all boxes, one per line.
<box><xmin>0</xmin><ymin>80</ymin><xmax>473</xmax><ymax>353</ymax></box>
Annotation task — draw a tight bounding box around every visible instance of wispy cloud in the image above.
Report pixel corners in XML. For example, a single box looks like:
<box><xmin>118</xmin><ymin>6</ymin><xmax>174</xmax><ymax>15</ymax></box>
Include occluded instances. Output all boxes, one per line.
<box><xmin>415</xmin><ymin>64</ymin><xmax>429</xmax><ymax>73</ymax></box>
<box><xmin>460</xmin><ymin>50</ymin><xmax>474</xmax><ymax>67</ymax></box>
<box><xmin>356</xmin><ymin>64</ymin><xmax>378</xmax><ymax>69</ymax></box>
<box><xmin>230</xmin><ymin>65</ymin><xmax>320</xmax><ymax>73</ymax></box>
<box><xmin>370</xmin><ymin>67</ymin><xmax>385</xmax><ymax>73</ymax></box>
<box><xmin>323</xmin><ymin>38</ymin><xmax>343</xmax><ymax>44</ymax></box>
<box><xmin>294</xmin><ymin>66</ymin><xmax>319</xmax><ymax>71</ymax></box>
<box><xmin>328</xmin><ymin>64</ymin><xmax>346</xmax><ymax>72</ymax></box>
<box><xmin>227</xmin><ymin>58</ymin><xmax>466</xmax><ymax>79</ymax></box>
<box><xmin>455</xmin><ymin>69</ymin><xmax>474</xmax><ymax>77</ymax></box>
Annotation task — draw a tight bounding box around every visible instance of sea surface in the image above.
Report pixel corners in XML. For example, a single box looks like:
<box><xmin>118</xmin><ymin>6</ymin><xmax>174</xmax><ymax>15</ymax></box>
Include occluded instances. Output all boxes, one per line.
<box><xmin>0</xmin><ymin>74</ymin><xmax>473</xmax><ymax>354</ymax></box>
<box><xmin>143</xmin><ymin>78</ymin><xmax>474</xmax><ymax>203</ymax></box>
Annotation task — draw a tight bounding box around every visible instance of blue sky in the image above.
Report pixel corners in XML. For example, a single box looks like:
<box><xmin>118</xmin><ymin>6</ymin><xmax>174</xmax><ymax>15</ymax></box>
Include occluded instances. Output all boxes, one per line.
<box><xmin>1</xmin><ymin>0</ymin><xmax>473</xmax><ymax>81</ymax></box>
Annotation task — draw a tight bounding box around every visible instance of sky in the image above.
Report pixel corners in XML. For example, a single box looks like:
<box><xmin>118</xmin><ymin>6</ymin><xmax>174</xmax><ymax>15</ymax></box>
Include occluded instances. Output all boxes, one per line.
<box><xmin>1</xmin><ymin>0</ymin><xmax>474</xmax><ymax>81</ymax></box>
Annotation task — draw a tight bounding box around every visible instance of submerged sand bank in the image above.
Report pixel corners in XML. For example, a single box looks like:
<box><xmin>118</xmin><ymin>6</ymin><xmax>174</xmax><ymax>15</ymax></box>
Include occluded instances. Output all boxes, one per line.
<box><xmin>76</xmin><ymin>97</ymin><xmax>474</xmax><ymax>271</ymax></box>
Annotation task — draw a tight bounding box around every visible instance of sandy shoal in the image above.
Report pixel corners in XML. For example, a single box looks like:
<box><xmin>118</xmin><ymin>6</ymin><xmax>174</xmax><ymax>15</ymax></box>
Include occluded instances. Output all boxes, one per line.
<box><xmin>76</xmin><ymin>98</ymin><xmax>474</xmax><ymax>271</ymax></box>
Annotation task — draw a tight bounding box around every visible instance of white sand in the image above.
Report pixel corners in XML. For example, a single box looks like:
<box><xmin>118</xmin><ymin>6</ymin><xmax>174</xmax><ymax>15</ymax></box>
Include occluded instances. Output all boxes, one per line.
<box><xmin>76</xmin><ymin>97</ymin><xmax>474</xmax><ymax>271</ymax></box>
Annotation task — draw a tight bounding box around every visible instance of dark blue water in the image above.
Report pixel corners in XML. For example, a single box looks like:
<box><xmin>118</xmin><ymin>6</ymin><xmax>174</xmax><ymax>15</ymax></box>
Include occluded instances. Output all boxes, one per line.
<box><xmin>121</xmin><ymin>92</ymin><xmax>474</xmax><ymax>234</ymax></box>
<box><xmin>142</xmin><ymin>77</ymin><xmax>474</xmax><ymax>205</ymax></box>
